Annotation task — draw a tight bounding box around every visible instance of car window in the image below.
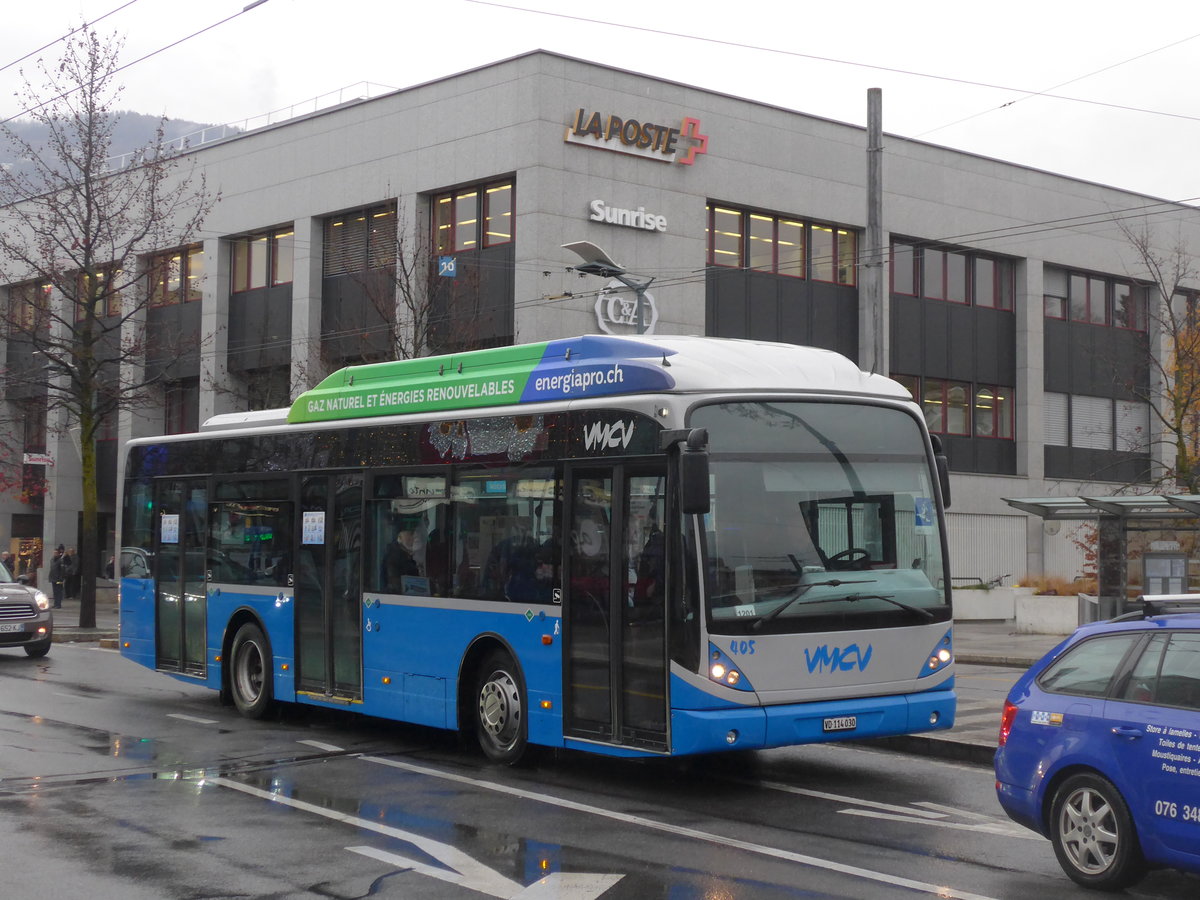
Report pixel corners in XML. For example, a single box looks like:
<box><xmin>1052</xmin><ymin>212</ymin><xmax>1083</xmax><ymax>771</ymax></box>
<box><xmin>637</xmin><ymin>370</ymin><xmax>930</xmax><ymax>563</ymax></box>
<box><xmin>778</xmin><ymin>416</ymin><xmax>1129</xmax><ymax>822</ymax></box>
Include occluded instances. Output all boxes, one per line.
<box><xmin>1038</xmin><ymin>633</ymin><xmax>1140</xmax><ymax>697</ymax></box>
<box><xmin>1157</xmin><ymin>632</ymin><xmax>1200</xmax><ymax>711</ymax></box>
<box><xmin>1117</xmin><ymin>633</ymin><xmax>1167</xmax><ymax>704</ymax></box>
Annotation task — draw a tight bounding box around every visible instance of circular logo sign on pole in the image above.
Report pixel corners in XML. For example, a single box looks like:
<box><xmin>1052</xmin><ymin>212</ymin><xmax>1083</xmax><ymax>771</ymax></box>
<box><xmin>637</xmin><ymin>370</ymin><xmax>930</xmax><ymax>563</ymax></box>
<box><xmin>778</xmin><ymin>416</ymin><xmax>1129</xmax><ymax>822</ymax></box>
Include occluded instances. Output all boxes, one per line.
<box><xmin>594</xmin><ymin>279</ymin><xmax>657</xmax><ymax>335</ymax></box>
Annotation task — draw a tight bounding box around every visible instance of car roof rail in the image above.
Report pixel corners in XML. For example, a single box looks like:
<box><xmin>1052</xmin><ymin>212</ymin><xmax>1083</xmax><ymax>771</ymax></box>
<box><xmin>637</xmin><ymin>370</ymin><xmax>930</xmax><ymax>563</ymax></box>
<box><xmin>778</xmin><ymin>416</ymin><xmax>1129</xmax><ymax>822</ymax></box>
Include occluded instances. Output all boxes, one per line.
<box><xmin>1120</xmin><ymin>594</ymin><xmax>1200</xmax><ymax>620</ymax></box>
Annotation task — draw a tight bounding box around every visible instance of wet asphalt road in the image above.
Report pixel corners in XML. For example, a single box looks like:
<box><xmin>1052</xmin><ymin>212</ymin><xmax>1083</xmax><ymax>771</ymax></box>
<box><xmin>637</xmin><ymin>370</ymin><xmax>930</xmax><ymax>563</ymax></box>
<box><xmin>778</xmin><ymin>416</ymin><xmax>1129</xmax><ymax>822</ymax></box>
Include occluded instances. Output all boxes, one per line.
<box><xmin>1</xmin><ymin>643</ymin><xmax>1196</xmax><ymax>900</ymax></box>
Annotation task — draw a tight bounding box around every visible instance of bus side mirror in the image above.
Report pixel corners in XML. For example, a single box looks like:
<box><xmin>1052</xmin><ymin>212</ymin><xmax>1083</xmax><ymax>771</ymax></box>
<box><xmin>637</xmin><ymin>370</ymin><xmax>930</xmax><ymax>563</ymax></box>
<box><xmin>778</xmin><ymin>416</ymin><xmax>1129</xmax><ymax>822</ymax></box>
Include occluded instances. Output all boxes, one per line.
<box><xmin>931</xmin><ymin>435</ymin><xmax>951</xmax><ymax>509</ymax></box>
<box><xmin>678</xmin><ymin>428</ymin><xmax>710</xmax><ymax>515</ymax></box>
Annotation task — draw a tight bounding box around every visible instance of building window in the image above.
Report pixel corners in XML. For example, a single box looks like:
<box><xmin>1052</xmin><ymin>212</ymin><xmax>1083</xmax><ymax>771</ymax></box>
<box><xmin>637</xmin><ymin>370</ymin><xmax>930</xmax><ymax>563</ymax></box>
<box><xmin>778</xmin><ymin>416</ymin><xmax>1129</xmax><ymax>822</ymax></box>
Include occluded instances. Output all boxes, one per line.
<box><xmin>1046</xmin><ymin>391</ymin><xmax>1150</xmax><ymax>452</ymax></box>
<box><xmin>1044</xmin><ymin>267</ymin><xmax>1068</xmax><ymax>319</ymax></box>
<box><xmin>922</xmin><ymin>378</ymin><xmax>971</xmax><ymax>435</ymax></box>
<box><xmin>324</xmin><ymin>204</ymin><xmax>398</xmax><ymax>277</ymax></box>
<box><xmin>76</xmin><ymin>265</ymin><xmax>123</xmax><ymax>320</ymax></box>
<box><xmin>7</xmin><ymin>281</ymin><xmax>51</xmax><ymax>331</ymax></box>
<box><xmin>164</xmin><ymin>379</ymin><xmax>200</xmax><ymax>435</ymax></box>
<box><xmin>231</xmin><ymin>227</ymin><xmax>294</xmax><ymax>292</ymax></box>
<box><xmin>896</xmin><ymin>374</ymin><xmax>1015</xmax><ymax>439</ymax></box>
<box><xmin>891</xmin><ymin>240</ymin><xmax>1012</xmax><ymax>309</ymax></box>
<box><xmin>21</xmin><ymin>398</ymin><xmax>47</xmax><ymax>453</ymax></box>
<box><xmin>432</xmin><ymin>180</ymin><xmax>514</xmax><ymax>255</ymax></box>
<box><xmin>706</xmin><ymin>205</ymin><xmax>856</xmax><ymax>284</ymax></box>
<box><xmin>1046</xmin><ymin>266</ymin><xmax>1146</xmax><ymax>331</ymax></box>
<box><xmin>148</xmin><ymin>245</ymin><xmax>203</xmax><ymax>306</ymax></box>
<box><xmin>973</xmin><ymin>385</ymin><xmax>1013</xmax><ymax>439</ymax></box>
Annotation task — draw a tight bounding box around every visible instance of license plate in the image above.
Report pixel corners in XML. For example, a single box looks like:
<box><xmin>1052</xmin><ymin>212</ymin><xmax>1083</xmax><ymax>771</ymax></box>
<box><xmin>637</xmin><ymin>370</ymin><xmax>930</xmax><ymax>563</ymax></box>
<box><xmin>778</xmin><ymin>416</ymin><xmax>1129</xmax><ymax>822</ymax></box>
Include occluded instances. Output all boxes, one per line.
<box><xmin>0</xmin><ymin>623</ymin><xmax>25</xmax><ymax>633</ymax></box>
<box><xmin>823</xmin><ymin>715</ymin><xmax>857</xmax><ymax>733</ymax></box>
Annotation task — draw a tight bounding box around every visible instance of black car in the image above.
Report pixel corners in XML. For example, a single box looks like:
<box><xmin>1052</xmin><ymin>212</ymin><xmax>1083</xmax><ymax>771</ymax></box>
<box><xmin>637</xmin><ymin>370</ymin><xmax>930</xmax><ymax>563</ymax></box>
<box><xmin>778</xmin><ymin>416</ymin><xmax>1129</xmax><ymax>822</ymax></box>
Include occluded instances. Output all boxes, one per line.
<box><xmin>0</xmin><ymin>560</ymin><xmax>53</xmax><ymax>657</ymax></box>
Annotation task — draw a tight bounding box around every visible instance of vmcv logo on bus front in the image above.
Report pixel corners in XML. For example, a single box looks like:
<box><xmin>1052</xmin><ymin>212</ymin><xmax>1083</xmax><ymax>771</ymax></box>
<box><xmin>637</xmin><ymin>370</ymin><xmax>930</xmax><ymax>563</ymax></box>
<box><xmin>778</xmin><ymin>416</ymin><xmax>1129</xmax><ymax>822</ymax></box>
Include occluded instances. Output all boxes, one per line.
<box><xmin>804</xmin><ymin>643</ymin><xmax>874</xmax><ymax>674</ymax></box>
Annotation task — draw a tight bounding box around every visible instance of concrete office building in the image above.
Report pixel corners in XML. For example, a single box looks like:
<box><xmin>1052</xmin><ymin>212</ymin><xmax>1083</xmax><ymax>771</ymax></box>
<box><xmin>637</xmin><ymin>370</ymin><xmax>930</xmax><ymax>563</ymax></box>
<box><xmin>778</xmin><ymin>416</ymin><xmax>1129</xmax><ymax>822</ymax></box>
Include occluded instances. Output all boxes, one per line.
<box><xmin>4</xmin><ymin>50</ymin><xmax>1195</xmax><ymax>587</ymax></box>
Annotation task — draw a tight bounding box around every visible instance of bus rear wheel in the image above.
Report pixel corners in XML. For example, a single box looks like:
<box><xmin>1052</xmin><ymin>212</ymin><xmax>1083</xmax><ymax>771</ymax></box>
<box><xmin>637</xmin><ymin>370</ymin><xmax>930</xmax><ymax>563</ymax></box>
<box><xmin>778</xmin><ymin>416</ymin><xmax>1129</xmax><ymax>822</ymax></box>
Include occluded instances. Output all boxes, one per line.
<box><xmin>475</xmin><ymin>650</ymin><xmax>527</xmax><ymax>764</ymax></box>
<box><xmin>230</xmin><ymin>622</ymin><xmax>273</xmax><ymax>719</ymax></box>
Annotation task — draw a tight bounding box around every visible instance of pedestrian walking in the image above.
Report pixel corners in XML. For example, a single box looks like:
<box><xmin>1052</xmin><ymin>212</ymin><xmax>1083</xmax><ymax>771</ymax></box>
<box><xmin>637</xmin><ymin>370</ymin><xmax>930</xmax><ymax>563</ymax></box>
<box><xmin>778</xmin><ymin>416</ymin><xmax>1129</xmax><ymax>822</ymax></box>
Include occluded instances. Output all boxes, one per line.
<box><xmin>49</xmin><ymin>544</ymin><xmax>66</xmax><ymax>609</ymax></box>
<box><xmin>64</xmin><ymin>546</ymin><xmax>80</xmax><ymax>600</ymax></box>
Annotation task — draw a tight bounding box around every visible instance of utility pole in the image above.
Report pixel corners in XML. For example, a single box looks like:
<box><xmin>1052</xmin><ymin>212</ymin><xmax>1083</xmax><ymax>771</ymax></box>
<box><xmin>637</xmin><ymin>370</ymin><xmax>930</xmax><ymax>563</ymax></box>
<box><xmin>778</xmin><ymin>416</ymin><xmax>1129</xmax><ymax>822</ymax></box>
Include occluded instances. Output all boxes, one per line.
<box><xmin>863</xmin><ymin>87</ymin><xmax>886</xmax><ymax>375</ymax></box>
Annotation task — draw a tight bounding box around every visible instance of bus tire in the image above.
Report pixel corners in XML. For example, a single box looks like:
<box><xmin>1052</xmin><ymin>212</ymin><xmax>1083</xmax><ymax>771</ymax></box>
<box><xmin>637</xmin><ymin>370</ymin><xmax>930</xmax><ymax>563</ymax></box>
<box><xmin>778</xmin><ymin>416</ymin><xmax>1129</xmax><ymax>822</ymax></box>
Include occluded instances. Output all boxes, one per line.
<box><xmin>474</xmin><ymin>650</ymin><xmax>527</xmax><ymax>765</ymax></box>
<box><xmin>229</xmin><ymin>622</ymin><xmax>273</xmax><ymax>719</ymax></box>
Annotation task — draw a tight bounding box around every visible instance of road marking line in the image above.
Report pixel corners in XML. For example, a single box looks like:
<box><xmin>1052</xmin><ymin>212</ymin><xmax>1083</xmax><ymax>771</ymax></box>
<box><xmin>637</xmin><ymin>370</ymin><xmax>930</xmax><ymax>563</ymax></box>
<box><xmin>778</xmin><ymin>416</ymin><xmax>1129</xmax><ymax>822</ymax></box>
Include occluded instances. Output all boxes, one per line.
<box><xmin>347</xmin><ymin>846</ymin><xmax>621</xmax><ymax>899</ymax></box>
<box><xmin>362</xmin><ymin>756</ymin><xmax>1000</xmax><ymax>900</ymax></box>
<box><xmin>754</xmin><ymin>780</ymin><xmax>946</xmax><ymax>818</ymax></box>
<box><xmin>298</xmin><ymin>739</ymin><xmax>345</xmax><ymax>752</ymax></box>
<box><xmin>840</xmin><ymin>809</ymin><xmax>1040</xmax><ymax>840</ymax></box>
<box><xmin>913</xmin><ymin>802</ymin><xmax>998</xmax><ymax>822</ymax></box>
<box><xmin>167</xmin><ymin>713</ymin><xmax>218</xmax><ymax>725</ymax></box>
<box><xmin>207</xmin><ymin>777</ymin><xmax>524</xmax><ymax>898</ymax></box>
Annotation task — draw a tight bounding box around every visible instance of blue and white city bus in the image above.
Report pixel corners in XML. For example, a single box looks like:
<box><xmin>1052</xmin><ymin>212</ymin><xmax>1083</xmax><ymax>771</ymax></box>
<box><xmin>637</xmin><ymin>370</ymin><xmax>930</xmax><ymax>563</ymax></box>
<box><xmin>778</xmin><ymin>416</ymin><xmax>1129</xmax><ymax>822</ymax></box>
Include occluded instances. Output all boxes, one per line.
<box><xmin>119</xmin><ymin>335</ymin><xmax>955</xmax><ymax>762</ymax></box>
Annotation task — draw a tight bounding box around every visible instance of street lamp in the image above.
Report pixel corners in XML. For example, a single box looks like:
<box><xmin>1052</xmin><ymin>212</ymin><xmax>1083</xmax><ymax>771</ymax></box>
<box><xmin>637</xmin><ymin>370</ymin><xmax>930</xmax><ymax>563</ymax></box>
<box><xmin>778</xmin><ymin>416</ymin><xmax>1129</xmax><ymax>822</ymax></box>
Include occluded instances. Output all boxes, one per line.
<box><xmin>562</xmin><ymin>241</ymin><xmax>654</xmax><ymax>334</ymax></box>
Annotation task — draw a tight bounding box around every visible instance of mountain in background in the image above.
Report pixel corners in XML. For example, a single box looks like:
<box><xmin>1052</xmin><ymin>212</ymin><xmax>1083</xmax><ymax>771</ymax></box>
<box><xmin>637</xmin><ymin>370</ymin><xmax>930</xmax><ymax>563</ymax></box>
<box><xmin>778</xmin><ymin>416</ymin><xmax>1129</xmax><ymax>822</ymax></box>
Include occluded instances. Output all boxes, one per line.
<box><xmin>0</xmin><ymin>111</ymin><xmax>232</xmax><ymax>176</ymax></box>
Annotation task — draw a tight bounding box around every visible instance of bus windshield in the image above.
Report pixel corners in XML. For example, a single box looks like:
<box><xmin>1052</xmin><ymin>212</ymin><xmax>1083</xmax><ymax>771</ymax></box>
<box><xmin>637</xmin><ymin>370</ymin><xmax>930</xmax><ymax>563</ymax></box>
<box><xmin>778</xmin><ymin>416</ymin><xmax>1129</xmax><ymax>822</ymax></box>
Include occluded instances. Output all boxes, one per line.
<box><xmin>690</xmin><ymin>400</ymin><xmax>949</xmax><ymax>635</ymax></box>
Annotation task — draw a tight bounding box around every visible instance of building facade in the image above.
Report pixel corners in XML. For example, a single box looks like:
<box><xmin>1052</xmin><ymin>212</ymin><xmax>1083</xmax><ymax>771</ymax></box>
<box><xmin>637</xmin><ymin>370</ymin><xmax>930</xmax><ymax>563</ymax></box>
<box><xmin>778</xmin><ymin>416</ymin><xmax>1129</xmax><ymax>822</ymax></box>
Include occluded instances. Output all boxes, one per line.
<box><xmin>3</xmin><ymin>50</ymin><xmax>1195</xmax><ymax>587</ymax></box>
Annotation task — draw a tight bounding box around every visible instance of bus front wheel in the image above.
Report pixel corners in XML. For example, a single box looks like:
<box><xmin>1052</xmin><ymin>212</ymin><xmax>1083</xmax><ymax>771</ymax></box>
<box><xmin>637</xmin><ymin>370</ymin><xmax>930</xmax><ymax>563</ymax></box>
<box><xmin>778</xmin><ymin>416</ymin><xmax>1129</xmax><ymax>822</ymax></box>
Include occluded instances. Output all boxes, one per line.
<box><xmin>230</xmin><ymin>622</ymin><xmax>273</xmax><ymax>719</ymax></box>
<box><xmin>474</xmin><ymin>650</ymin><xmax>527</xmax><ymax>764</ymax></box>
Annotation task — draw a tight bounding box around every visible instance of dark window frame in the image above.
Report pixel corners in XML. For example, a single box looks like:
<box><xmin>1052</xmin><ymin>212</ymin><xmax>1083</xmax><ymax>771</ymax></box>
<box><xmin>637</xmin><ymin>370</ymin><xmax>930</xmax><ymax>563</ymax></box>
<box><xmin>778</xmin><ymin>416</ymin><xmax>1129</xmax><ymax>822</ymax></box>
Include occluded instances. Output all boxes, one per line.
<box><xmin>432</xmin><ymin>180</ymin><xmax>515</xmax><ymax>256</ymax></box>
<box><xmin>148</xmin><ymin>245</ymin><xmax>204</xmax><ymax>307</ymax></box>
<box><xmin>706</xmin><ymin>203</ymin><xmax>856</xmax><ymax>285</ymax></box>
<box><xmin>890</xmin><ymin>240</ymin><xmax>1012</xmax><ymax>310</ymax></box>
<box><xmin>231</xmin><ymin>227</ymin><xmax>295</xmax><ymax>293</ymax></box>
<box><xmin>324</xmin><ymin>204</ymin><xmax>398</xmax><ymax>278</ymax></box>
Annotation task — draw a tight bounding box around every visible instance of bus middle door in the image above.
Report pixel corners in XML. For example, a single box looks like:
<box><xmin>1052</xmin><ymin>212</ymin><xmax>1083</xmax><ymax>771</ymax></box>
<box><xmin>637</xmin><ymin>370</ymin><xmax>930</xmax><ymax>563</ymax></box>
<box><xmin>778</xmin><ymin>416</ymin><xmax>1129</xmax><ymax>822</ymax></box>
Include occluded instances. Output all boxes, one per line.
<box><xmin>295</xmin><ymin>473</ymin><xmax>364</xmax><ymax>701</ymax></box>
<box><xmin>153</xmin><ymin>477</ymin><xmax>208</xmax><ymax>676</ymax></box>
<box><xmin>563</xmin><ymin>465</ymin><xmax>668</xmax><ymax>752</ymax></box>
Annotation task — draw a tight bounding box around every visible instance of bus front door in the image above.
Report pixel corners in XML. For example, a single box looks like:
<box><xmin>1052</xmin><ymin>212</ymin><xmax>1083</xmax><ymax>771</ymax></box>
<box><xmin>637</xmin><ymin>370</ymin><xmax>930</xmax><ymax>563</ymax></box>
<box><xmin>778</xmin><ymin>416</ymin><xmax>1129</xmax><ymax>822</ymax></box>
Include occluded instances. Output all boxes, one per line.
<box><xmin>295</xmin><ymin>473</ymin><xmax>364</xmax><ymax>701</ymax></box>
<box><xmin>563</xmin><ymin>466</ymin><xmax>668</xmax><ymax>752</ymax></box>
<box><xmin>153</xmin><ymin>478</ymin><xmax>208</xmax><ymax>676</ymax></box>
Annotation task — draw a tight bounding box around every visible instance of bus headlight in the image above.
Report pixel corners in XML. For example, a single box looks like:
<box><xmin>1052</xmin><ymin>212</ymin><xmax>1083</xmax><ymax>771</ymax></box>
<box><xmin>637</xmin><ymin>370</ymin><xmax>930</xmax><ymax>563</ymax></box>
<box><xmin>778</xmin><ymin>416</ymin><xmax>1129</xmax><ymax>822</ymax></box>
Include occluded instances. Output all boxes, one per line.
<box><xmin>707</xmin><ymin>643</ymin><xmax>755</xmax><ymax>691</ymax></box>
<box><xmin>919</xmin><ymin>629</ymin><xmax>953</xmax><ymax>677</ymax></box>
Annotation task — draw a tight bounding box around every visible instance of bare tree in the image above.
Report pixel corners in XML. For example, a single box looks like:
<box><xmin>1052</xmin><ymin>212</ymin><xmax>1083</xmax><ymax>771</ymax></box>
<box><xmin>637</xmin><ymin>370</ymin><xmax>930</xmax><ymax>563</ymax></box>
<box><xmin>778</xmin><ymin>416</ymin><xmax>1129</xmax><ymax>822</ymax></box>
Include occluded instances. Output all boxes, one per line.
<box><xmin>0</xmin><ymin>25</ymin><xmax>214</xmax><ymax>627</ymax></box>
<box><xmin>1116</xmin><ymin>218</ymin><xmax>1200</xmax><ymax>492</ymax></box>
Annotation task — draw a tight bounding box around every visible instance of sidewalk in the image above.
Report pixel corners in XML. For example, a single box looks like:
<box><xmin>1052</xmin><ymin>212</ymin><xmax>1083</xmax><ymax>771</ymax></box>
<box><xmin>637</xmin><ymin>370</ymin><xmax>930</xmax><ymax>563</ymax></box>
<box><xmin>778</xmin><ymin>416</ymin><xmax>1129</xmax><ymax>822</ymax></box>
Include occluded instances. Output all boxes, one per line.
<box><xmin>50</xmin><ymin>583</ymin><xmax>120</xmax><ymax>647</ymax></box>
<box><xmin>47</xmin><ymin>594</ymin><xmax>1069</xmax><ymax>765</ymax></box>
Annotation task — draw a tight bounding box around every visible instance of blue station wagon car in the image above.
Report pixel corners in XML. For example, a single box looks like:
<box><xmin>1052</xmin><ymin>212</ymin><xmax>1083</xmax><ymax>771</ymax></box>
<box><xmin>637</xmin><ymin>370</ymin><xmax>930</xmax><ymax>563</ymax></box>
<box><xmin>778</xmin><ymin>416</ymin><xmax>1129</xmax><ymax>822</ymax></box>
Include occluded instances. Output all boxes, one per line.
<box><xmin>995</xmin><ymin>600</ymin><xmax>1200</xmax><ymax>890</ymax></box>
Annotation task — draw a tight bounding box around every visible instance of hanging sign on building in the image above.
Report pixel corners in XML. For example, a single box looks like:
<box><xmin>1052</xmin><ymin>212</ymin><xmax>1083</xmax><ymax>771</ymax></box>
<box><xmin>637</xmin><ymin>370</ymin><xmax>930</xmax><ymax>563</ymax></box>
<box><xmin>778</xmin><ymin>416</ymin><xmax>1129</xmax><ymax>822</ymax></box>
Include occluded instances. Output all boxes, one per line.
<box><xmin>565</xmin><ymin>108</ymin><xmax>709</xmax><ymax>166</ymax></box>
<box><xmin>595</xmin><ymin>279</ymin><xmax>658</xmax><ymax>335</ymax></box>
<box><xmin>22</xmin><ymin>452</ymin><xmax>54</xmax><ymax>466</ymax></box>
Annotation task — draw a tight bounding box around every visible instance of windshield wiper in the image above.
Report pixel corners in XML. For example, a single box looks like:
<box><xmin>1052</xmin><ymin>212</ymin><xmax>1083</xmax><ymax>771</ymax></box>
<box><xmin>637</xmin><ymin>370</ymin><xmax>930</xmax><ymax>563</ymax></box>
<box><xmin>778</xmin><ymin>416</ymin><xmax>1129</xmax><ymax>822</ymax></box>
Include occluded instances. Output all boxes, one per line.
<box><xmin>815</xmin><ymin>593</ymin><xmax>935</xmax><ymax>620</ymax></box>
<box><xmin>750</xmin><ymin>578</ymin><xmax>874</xmax><ymax>631</ymax></box>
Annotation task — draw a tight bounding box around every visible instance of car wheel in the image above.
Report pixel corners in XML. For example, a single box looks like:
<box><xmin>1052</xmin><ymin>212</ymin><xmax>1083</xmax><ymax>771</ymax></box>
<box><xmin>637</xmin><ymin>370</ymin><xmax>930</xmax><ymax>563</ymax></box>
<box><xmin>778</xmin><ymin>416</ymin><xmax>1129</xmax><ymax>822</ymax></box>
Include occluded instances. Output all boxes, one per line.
<box><xmin>1049</xmin><ymin>773</ymin><xmax>1145</xmax><ymax>891</ymax></box>
<box><xmin>24</xmin><ymin>640</ymin><xmax>50</xmax><ymax>659</ymax></box>
<box><xmin>229</xmin><ymin>622</ymin><xmax>273</xmax><ymax>719</ymax></box>
<box><xmin>474</xmin><ymin>650</ymin><xmax>527</xmax><ymax>764</ymax></box>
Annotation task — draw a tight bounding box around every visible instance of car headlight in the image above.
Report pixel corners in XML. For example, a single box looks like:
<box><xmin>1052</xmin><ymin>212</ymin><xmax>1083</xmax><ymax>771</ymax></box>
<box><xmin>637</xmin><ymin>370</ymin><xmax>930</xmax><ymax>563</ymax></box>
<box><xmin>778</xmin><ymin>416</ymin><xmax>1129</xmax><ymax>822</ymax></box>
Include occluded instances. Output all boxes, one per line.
<box><xmin>33</xmin><ymin>590</ymin><xmax>51</xmax><ymax>611</ymax></box>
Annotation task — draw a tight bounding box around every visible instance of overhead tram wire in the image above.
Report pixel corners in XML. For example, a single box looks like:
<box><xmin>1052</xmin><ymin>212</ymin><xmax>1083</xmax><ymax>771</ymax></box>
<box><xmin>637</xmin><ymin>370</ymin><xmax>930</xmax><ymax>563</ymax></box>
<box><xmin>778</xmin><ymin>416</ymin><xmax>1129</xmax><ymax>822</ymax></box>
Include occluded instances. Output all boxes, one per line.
<box><xmin>0</xmin><ymin>0</ymin><xmax>143</xmax><ymax>77</ymax></box>
<box><xmin>0</xmin><ymin>0</ymin><xmax>274</xmax><ymax>129</ymax></box>
<box><xmin>467</xmin><ymin>0</ymin><xmax>1200</xmax><ymax>128</ymax></box>
<box><xmin>908</xmin><ymin>29</ymin><xmax>1200</xmax><ymax>142</ymax></box>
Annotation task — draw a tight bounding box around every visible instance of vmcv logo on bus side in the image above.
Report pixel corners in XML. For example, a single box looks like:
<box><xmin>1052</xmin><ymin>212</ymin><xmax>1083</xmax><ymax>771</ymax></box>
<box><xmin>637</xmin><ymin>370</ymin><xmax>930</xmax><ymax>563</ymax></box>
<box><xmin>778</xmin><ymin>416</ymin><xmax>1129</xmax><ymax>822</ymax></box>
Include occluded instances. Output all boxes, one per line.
<box><xmin>583</xmin><ymin>420</ymin><xmax>635</xmax><ymax>451</ymax></box>
<box><xmin>804</xmin><ymin>643</ymin><xmax>874</xmax><ymax>674</ymax></box>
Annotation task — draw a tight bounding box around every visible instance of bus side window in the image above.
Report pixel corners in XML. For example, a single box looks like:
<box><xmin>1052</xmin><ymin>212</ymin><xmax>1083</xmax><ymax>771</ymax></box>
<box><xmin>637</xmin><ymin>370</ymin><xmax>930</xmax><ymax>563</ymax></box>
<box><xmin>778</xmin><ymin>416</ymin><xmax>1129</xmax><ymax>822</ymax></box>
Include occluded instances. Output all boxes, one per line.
<box><xmin>454</xmin><ymin>467</ymin><xmax>558</xmax><ymax>603</ymax></box>
<box><xmin>368</xmin><ymin>474</ymin><xmax>450</xmax><ymax>597</ymax></box>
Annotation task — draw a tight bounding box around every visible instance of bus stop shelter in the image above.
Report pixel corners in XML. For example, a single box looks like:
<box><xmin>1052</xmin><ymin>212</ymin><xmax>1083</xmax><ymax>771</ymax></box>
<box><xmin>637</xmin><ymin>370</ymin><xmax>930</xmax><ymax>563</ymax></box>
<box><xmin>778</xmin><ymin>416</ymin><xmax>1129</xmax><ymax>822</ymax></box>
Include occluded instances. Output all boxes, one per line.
<box><xmin>1003</xmin><ymin>494</ymin><xmax>1200</xmax><ymax>620</ymax></box>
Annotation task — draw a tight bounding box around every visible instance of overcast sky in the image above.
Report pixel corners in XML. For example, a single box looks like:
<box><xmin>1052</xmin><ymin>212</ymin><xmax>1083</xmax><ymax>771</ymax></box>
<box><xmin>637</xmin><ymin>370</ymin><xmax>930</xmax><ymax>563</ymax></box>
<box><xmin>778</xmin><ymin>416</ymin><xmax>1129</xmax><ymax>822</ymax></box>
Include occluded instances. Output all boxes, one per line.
<box><xmin>3</xmin><ymin>0</ymin><xmax>1200</xmax><ymax>202</ymax></box>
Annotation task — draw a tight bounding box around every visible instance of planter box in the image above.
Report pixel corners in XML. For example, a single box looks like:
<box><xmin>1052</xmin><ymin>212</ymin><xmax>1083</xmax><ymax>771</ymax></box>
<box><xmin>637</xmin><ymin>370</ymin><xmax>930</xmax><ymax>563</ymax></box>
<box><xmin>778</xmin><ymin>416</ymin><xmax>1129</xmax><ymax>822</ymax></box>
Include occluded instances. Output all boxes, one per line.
<box><xmin>952</xmin><ymin>586</ymin><xmax>1030</xmax><ymax>621</ymax></box>
<box><xmin>1015</xmin><ymin>593</ymin><xmax>1077</xmax><ymax>635</ymax></box>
